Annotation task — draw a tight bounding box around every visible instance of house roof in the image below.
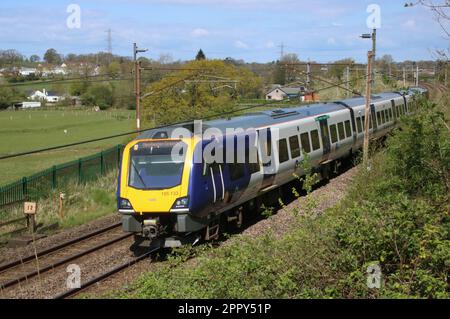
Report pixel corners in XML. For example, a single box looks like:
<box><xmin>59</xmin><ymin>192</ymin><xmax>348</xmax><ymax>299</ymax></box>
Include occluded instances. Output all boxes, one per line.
<box><xmin>266</xmin><ymin>86</ymin><xmax>304</xmax><ymax>96</ymax></box>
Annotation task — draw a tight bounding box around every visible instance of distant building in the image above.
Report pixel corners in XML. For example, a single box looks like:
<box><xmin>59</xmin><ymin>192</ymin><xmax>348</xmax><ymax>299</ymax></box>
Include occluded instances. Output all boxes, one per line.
<box><xmin>19</xmin><ymin>67</ymin><xmax>37</xmax><ymax>76</ymax></box>
<box><xmin>28</xmin><ymin>89</ymin><xmax>64</xmax><ymax>103</ymax></box>
<box><xmin>14</xmin><ymin>101</ymin><xmax>42</xmax><ymax>109</ymax></box>
<box><xmin>265</xmin><ymin>86</ymin><xmax>306</xmax><ymax>101</ymax></box>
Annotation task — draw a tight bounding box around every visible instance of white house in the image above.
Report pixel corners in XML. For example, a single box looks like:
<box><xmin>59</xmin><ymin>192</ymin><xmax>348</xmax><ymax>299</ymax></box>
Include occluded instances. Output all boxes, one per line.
<box><xmin>28</xmin><ymin>89</ymin><xmax>64</xmax><ymax>103</ymax></box>
<box><xmin>15</xmin><ymin>101</ymin><xmax>42</xmax><ymax>109</ymax></box>
<box><xmin>19</xmin><ymin>67</ymin><xmax>37</xmax><ymax>76</ymax></box>
<box><xmin>265</xmin><ymin>86</ymin><xmax>306</xmax><ymax>101</ymax></box>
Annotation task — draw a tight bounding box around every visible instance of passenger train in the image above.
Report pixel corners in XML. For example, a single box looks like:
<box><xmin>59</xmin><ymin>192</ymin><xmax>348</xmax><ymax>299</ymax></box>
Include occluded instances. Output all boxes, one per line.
<box><xmin>117</xmin><ymin>87</ymin><xmax>427</xmax><ymax>251</ymax></box>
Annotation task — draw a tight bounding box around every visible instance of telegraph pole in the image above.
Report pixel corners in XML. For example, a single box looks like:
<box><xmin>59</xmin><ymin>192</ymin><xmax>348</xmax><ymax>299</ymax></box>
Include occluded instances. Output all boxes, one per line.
<box><xmin>345</xmin><ymin>65</ymin><xmax>350</xmax><ymax>97</ymax></box>
<box><xmin>363</xmin><ymin>51</ymin><xmax>373</xmax><ymax>168</ymax></box>
<box><xmin>306</xmin><ymin>61</ymin><xmax>311</xmax><ymax>87</ymax></box>
<box><xmin>416</xmin><ymin>64</ymin><xmax>419</xmax><ymax>86</ymax></box>
<box><xmin>360</xmin><ymin>29</ymin><xmax>376</xmax><ymax>90</ymax></box>
<box><xmin>133</xmin><ymin>43</ymin><xmax>148</xmax><ymax>131</ymax></box>
<box><xmin>403</xmin><ymin>67</ymin><xmax>406</xmax><ymax>87</ymax></box>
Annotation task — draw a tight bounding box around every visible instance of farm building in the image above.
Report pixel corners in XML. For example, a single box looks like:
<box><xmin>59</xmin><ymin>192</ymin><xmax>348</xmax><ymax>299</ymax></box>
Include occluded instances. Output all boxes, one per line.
<box><xmin>265</xmin><ymin>85</ymin><xmax>306</xmax><ymax>101</ymax></box>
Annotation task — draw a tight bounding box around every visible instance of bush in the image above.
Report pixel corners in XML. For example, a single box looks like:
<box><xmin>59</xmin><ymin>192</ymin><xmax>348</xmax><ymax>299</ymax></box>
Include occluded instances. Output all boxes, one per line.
<box><xmin>82</xmin><ymin>84</ymin><xmax>114</xmax><ymax>109</ymax></box>
<box><xmin>118</xmin><ymin>95</ymin><xmax>449</xmax><ymax>299</ymax></box>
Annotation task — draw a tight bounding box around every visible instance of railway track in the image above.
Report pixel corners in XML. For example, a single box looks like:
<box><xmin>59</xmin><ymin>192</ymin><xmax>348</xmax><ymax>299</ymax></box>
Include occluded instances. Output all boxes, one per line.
<box><xmin>53</xmin><ymin>247</ymin><xmax>159</xmax><ymax>299</ymax></box>
<box><xmin>0</xmin><ymin>222</ymin><xmax>132</xmax><ymax>291</ymax></box>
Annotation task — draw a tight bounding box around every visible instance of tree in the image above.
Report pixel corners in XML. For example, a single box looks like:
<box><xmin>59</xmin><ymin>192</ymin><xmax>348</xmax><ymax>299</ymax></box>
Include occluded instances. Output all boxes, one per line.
<box><xmin>195</xmin><ymin>49</ymin><xmax>206</xmax><ymax>61</ymax></box>
<box><xmin>329</xmin><ymin>58</ymin><xmax>355</xmax><ymax>81</ymax></box>
<box><xmin>142</xmin><ymin>59</ymin><xmax>262</xmax><ymax>126</ymax></box>
<box><xmin>272</xmin><ymin>63</ymin><xmax>286</xmax><ymax>85</ymax></box>
<box><xmin>44</xmin><ymin>48</ymin><xmax>62</xmax><ymax>65</ymax></box>
<box><xmin>0</xmin><ymin>49</ymin><xmax>24</xmax><ymax>66</ymax></box>
<box><xmin>29</xmin><ymin>55</ymin><xmax>40</xmax><ymax>63</ymax></box>
<box><xmin>0</xmin><ymin>87</ymin><xmax>23</xmax><ymax>109</ymax></box>
<box><xmin>82</xmin><ymin>84</ymin><xmax>113</xmax><ymax>109</ymax></box>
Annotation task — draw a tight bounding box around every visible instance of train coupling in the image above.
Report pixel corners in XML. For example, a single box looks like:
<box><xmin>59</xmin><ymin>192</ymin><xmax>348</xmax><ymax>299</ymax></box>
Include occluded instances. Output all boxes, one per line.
<box><xmin>142</xmin><ymin>218</ymin><xmax>159</xmax><ymax>239</ymax></box>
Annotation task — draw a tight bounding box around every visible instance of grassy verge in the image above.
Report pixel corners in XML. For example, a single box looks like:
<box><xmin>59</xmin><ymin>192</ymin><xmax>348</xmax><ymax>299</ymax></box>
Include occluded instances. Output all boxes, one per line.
<box><xmin>0</xmin><ymin>108</ymin><xmax>134</xmax><ymax>183</ymax></box>
<box><xmin>1</xmin><ymin>170</ymin><xmax>118</xmax><ymax>237</ymax></box>
<box><xmin>115</xmin><ymin>94</ymin><xmax>448</xmax><ymax>299</ymax></box>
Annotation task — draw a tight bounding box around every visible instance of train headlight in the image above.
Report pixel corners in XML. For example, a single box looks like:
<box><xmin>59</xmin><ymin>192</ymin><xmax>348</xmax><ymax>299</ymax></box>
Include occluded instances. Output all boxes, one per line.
<box><xmin>119</xmin><ymin>198</ymin><xmax>133</xmax><ymax>210</ymax></box>
<box><xmin>171</xmin><ymin>196</ymin><xmax>189</xmax><ymax>210</ymax></box>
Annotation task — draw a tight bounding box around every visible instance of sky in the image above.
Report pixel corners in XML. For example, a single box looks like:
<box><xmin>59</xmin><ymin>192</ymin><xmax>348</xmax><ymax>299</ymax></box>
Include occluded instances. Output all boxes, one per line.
<box><xmin>0</xmin><ymin>0</ymin><xmax>448</xmax><ymax>63</ymax></box>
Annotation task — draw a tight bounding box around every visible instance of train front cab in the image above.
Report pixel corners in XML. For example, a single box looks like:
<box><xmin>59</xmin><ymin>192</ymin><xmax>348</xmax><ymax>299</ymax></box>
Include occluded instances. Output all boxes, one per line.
<box><xmin>118</xmin><ymin>137</ymin><xmax>203</xmax><ymax>247</ymax></box>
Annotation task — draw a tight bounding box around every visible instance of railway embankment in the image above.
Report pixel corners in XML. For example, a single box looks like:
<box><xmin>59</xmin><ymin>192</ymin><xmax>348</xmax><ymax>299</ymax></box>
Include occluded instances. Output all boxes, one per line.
<box><xmin>110</xmin><ymin>93</ymin><xmax>449</xmax><ymax>299</ymax></box>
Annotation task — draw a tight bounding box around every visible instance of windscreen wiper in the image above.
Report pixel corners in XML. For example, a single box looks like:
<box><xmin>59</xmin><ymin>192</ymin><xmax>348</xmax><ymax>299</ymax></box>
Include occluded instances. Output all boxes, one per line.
<box><xmin>131</xmin><ymin>161</ymin><xmax>148</xmax><ymax>189</ymax></box>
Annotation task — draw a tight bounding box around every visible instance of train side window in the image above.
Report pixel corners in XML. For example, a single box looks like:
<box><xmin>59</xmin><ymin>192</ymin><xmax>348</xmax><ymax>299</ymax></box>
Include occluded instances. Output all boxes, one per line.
<box><xmin>330</xmin><ymin>124</ymin><xmax>338</xmax><ymax>143</ymax></box>
<box><xmin>386</xmin><ymin>109</ymin><xmax>390</xmax><ymax>122</ymax></box>
<box><xmin>289</xmin><ymin>135</ymin><xmax>301</xmax><ymax>158</ymax></box>
<box><xmin>246</xmin><ymin>144</ymin><xmax>260</xmax><ymax>174</ymax></box>
<box><xmin>337</xmin><ymin>122</ymin><xmax>345</xmax><ymax>140</ymax></box>
<box><xmin>377</xmin><ymin>112</ymin><xmax>382</xmax><ymax>125</ymax></box>
<box><xmin>344</xmin><ymin>120</ymin><xmax>351</xmax><ymax>138</ymax></box>
<box><xmin>389</xmin><ymin>108</ymin><xmax>393</xmax><ymax>121</ymax></box>
<box><xmin>278</xmin><ymin>138</ymin><xmax>289</xmax><ymax>163</ymax></box>
<box><xmin>300</xmin><ymin>132</ymin><xmax>311</xmax><ymax>153</ymax></box>
<box><xmin>356</xmin><ymin>117</ymin><xmax>362</xmax><ymax>133</ymax></box>
<box><xmin>361</xmin><ymin>116</ymin><xmax>365</xmax><ymax>129</ymax></box>
<box><xmin>381</xmin><ymin>110</ymin><xmax>386</xmax><ymax>124</ymax></box>
<box><xmin>310</xmin><ymin>130</ymin><xmax>320</xmax><ymax>151</ymax></box>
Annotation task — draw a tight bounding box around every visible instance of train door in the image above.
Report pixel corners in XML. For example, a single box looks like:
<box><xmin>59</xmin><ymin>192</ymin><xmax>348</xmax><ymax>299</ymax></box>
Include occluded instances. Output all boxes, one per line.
<box><xmin>208</xmin><ymin>161</ymin><xmax>224</xmax><ymax>206</ymax></box>
<box><xmin>370</xmin><ymin>104</ymin><xmax>377</xmax><ymax>132</ymax></box>
<box><xmin>390</xmin><ymin>100</ymin><xmax>396</xmax><ymax>121</ymax></box>
<box><xmin>257</xmin><ymin>128</ymin><xmax>276</xmax><ymax>191</ymax></box>
<box><xmin>317</xmin><ymin>116</ymin><xmax>331</xmax><ymax>162</ymax></box>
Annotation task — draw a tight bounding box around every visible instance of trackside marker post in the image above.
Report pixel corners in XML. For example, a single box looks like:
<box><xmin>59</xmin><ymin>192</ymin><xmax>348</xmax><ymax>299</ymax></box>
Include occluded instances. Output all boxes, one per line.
<box><xmin>24</xmin><ymin>201</ymin><xmax>37</xmax><ymax>233</ymax></box>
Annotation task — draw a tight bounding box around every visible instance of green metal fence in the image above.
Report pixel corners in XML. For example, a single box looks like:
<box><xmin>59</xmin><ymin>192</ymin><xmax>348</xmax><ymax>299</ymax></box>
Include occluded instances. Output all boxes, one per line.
<box><xmin>0</xmin><ymin>144</ymin><xmax>123</xmax><ymax>211</ymax></box>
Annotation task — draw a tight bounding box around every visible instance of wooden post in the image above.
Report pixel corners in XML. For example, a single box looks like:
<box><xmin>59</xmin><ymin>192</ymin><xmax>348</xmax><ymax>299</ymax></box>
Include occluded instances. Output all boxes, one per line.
<box><xmin>363</xmin><ymin>51</ymin><xmax>373</xmax><ymax>169</ymax></box>
<box><xmin>59</xmin><ymin>193</ymin><xmax>65</xmax><ymax>219</ymax></box>
<box><xmin>24</xmin><ymin>201</ymin><xmax>37</xmax><ymax>234</ymax></box>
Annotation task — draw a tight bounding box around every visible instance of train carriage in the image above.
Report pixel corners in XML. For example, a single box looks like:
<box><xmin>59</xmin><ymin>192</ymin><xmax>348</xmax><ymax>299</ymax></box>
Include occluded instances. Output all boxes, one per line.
<box><xmin>117</xmin><ymin>87</ymin><xmax>426</xmax><ymax>252</ymax></box>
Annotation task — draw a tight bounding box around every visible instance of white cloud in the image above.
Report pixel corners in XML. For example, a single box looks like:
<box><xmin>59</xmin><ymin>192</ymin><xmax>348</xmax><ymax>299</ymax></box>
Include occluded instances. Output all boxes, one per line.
<box><xmin>327</xmin><ymin>37</ymin><xmax>337</xmax><ymax>45</ymax></box>
<box><xmin>234</xmin><ymin>40</ymin><xmax>249</xmax><ymax>49</ymax></box>
<box><xmin>402</xmin><ymin>19</ymin><xmax>416</xmax><ymax>29</ymax></box>
<box><xmin>190</xmin><ymin>28</ymin><xmax>209</xmax><ymax>37</ymax></box>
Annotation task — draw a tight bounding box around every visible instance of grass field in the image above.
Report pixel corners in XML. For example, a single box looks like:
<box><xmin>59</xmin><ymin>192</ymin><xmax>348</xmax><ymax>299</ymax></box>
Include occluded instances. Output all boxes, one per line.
<box><xmin>0</xmin><ymin>108</ymin><xmax>135</xmax><ymax>184</ymax></box>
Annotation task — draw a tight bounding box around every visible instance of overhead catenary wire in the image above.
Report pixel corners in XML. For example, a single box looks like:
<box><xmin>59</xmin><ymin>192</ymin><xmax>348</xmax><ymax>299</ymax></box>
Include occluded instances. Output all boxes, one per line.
<box><xmin>0</xmin><ymin>73</ymin><xmax>370</xmax><ymax>161</ymax></box>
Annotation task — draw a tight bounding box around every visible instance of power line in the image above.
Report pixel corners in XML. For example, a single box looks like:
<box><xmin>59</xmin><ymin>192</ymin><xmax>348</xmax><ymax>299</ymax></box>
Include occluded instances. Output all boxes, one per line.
<box><xmin>0</xmin><ymin>73</ymin><xmax>370</xmax><ymax>161</ymax></box>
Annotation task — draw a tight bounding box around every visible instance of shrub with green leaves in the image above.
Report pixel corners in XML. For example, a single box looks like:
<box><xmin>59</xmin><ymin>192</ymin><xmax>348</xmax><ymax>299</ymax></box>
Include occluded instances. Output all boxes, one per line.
<box><xmin>118</xmin><ymin>94</ymin><xmax>449</xmax><ymax>299</ymax></box>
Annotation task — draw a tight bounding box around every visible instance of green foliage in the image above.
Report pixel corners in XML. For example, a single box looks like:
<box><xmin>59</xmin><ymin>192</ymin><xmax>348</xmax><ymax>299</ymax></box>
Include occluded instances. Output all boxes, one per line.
<box><xmin>82</xmin><ymin>83</ymin><xmax>114</xmax><ymax>109</ymax></box>
<box><xmin>44</xmin><ymin>48</ymin><xmax>62</xmax><ymax>65</ymax></box>
<box><xmin>118</xmin><ymin>96</ymin><xmax>449</xmax><ymax>299</ymax></box>
<box><xmin>0</xmin><ymin>87</ymin><xmax>24</xmax><ymax>109</ymax></box>
<box><xmin>141</xmin><ymin>59</ymin><xmax>263</xmax><ymax>126</ymax></box>
<box><xmin>195</xmin><ymin>49</ymin><xmax>206</xmax><ymax>61</ymax></box>
<box><xmin>328</xmin><ymin>58</ymin><xmax>354</xmax><ymax>81</ymax></box>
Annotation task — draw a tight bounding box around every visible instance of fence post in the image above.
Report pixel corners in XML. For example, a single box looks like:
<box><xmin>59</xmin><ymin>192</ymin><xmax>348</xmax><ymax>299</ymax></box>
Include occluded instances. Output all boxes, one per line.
<box><xmin>78</xmin><ymin>158</ymin><xmax>82</xmax><ymax>183</ymax></box>
<box><xmin>22</xmin><ymin>177</ymin><xmax>28</xmax><ymax>201</ymax></box>
<box><xmin>52</xmin><ymin>165</ymin><xmax>57</xmax><ymax>189</ymax></box>
<box><xmin>100</xmin><ymin>151</ymin><xmax>104</xmax><ymax>175</ymax></box>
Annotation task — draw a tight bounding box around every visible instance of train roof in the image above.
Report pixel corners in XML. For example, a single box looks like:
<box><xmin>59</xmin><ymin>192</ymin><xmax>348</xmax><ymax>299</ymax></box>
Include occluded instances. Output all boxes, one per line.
<box><xmin>135</xmin><ymin>91</ymin><xmax>407</xmax><ymax>140</ymax></box>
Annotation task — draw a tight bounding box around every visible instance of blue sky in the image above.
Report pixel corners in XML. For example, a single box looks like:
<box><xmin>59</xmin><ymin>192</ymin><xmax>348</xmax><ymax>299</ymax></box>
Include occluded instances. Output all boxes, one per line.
<box><xmin>0</xmin><ymin>0</ymin><xmax>448</xmax><ymax>63</ymax></box>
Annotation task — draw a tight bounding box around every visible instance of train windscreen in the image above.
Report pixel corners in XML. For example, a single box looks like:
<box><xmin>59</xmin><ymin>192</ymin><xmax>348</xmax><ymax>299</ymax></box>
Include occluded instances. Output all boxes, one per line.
<box><xmin>128</xmin><ymin>140</ymin><xmax>187</xmax><ymax>190</ymax></box>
